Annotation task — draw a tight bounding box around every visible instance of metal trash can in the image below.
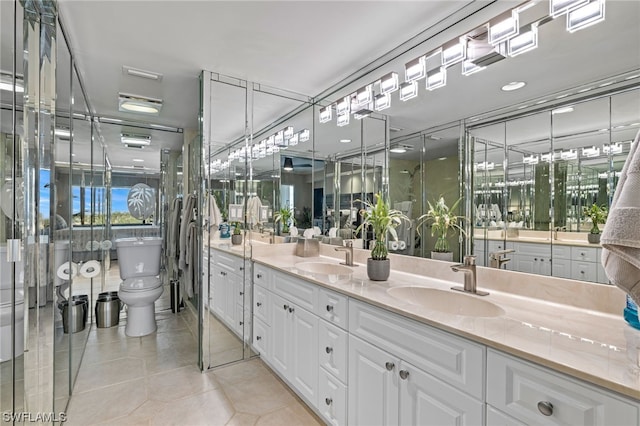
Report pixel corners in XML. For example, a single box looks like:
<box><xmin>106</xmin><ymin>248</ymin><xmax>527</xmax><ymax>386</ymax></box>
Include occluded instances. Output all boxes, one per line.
<box><xmin>95</xmin><ymin>292</ymin><xmax>121</xmax><ymax>328</ymax></box>
<box><xmin>170</xmin><ymin>280</ymin><xmax>183</xmax><ymax>313</ymax></box>
<box><xmin>71</xmin><ymin>294</ymin><xmax>89</xmax><ymax>324</ymax></box>
<box><xmin>61</xmin><ymin>299</ymin><xmax>87</xmax><ymax>334</ymax></box>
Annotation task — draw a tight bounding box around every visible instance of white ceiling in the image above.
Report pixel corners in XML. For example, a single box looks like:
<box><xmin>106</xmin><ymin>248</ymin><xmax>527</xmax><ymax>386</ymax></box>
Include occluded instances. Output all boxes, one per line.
<box><xmin>3</xmin><ymin>1</ymin><xmax>640</xmax><ymax>173</ymax></box>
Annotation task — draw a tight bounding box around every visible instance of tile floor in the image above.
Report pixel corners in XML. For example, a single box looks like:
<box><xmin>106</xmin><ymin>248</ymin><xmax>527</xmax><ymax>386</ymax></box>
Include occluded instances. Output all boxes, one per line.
<box><xmin>64</xmin><ymin>271</ymin><xmax>322</xmax><ymax>426</ymax></box>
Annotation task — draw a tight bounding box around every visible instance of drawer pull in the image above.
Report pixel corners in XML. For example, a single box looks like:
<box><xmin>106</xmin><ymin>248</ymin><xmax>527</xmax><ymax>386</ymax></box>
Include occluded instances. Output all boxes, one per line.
<box><xmin>399</xmin><ymin>370</ymin><xmax>410</xmax><ymax>380</ymax></box>
<box><xmin>325</xmin><ymin>397</ymin><xmax>332</xmax><ymax>406</ymax></box>
<box><xmin>283</xmin><ymin>304</ymin><xmax>289</xmax><ymax>311</ymax></box>
<box><xmin>256</xmin><ymin>335</ymin><xmax>262</xmax><ymax>341</ymax></box>
<box><xmin>325</xmin><ymin>346</ymin><xmax>333</xmax><ymax>354</ymax></box>
<box><xmin>239</xmin><ymin>292</ymin><xmax>244</xmax><ymax>296</ymax></box>
<box><xmin>537</xmin><ymin>401</ymin><xmax>553</xmax><ymax>416</ymax></box>
<box><xmin>288</xmin><ymin>307</ymin><xmax>295</xmax><ymax>313</ymax></box>
<box><xmin>385</xmin><ymin>362</ymin><xmax>395</xmax><ymax>371</ymax></box>
<box><xmin>326</xmin><ymin>305</ymin><xmax>334</xmax><ymax>312</ymax></box>
<box><xmin>239</xmin><ymin>266</ymin><xmax>244</xmax><ymax>271</ymax></box>
<box><xmin>256</xmin><ymin>302</ymin><xmax>262</xmax><ymax>307</ymax></box>
<box><xmin>257</xmin><ymin>273</ymin><xmax>263</xmax><ymax>279</ymax></box>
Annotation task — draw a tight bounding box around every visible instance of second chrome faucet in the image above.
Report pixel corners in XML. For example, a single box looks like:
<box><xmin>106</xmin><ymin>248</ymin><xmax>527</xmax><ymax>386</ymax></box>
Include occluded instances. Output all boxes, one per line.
<box><xmin>450</xmin><ymin>255</ymin><xmax>488</xmax><ymax>296</ymax></box>
<box><xmin>335</xmin><ymin>240</ymin><xmax>356</xmax><ymax>266</ymax></box>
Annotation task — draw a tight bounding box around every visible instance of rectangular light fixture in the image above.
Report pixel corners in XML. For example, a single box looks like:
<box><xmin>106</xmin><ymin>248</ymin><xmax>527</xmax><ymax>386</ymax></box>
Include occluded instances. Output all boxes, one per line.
<box><xmin>475</xmin><ymin>161</ymin><xmax>495</xmax><ymax>171</ymax></box>
<box><xmin>299</xmin><ymin>129</ymin><xmax>310</xmax><ymax>142</ymax></box>
<box><xmin>374</xmin><ymin>93</ymin><xmax>391</xmax><ymax>111</ymax></box>
<box><xmin>121</xmin><ymin>133</ymin><xmax>151</xmax><ymax>146</ymax></box>
<box><xmin>336</xmin><ymin>97</ymin><xmax>350</xmax><ymax>116</ymax></box>
<box><xmin>461</xmin><ymin>60</ymin><xmax>485</xmax><ymax>76</ymax></box>
<box><xmin>283</xmin><ymin>126</ymin><xmax>294</xmax><ymax>140</ymax></box>
<box><xmin>399</xmin><ymin>81</ymin><xmax>418</xmax><ymax>101</ymax></box>
<box><xmin>560</xmin><ymin>149</ymin><xmax>577</xmax><ymax>160</ymax></box>
<box><xmin>123</xmin><ymin>66</ymin><xmax>163</xmax><ymax>81</ymax></box>
<box><xmin>337</xmin><ymin>113</ymin><xmax>350</xmax><ymax>127</ymax></box>
<box><xmin>442</xmin><ymin>38</ymin><xmax>466</xmax><ymax>67</ymax></box>
<box><xmin>275</xmin><ymin>130</ymin><xmax>286</xmax><ymax>147</ymax></box>
<box><xmin>288</xmin><ymin>133</ymin><xmax>299</xmax><ymax>146</ymax></box>
<box><xmin>567</xmin><ymin>0</ymin><xmax>605</xmax><ymax>33</ymax></box>
<box><xmin>541</xmin><ymin>153</ymin><xmax>552</xmax><ymax>162</ymax></box>
<box><xmin>405</xmin><ymin>56</ymin><xmax>426</xmax><ymax>82</ymax></box>
<box><xmin>522</xmin><ymin>154</ymin><xmax>539</xmax><ymax>164</ymax></box>
<box><xmin>426</xmin><ymin>67</ymin><xmax>446</xmax><ymax>90</ymax></box>
<box><xmin>118</xmin><ymin>93</ymin><xmax>163</xmax><ymax>115</ymax></box>
<box><xmin>319</xmin><ymin>105</ymin><xmax>332</xmax><ymax>123</ymax></box>
<box><xmin>489</xmin><ymin>10</ymin><xmax>519</xmax><ymax>45</ymax></box>
<box><xmin>355</xmin><ymin>85</ymin><xmax>373</xmax><ymax>107</ymax></box>
<box><xmin>508</xmin><ymin>23</ymin><xmax>539</xmax><ymax>57</ymax></box>
<box><xmin>582</xmin><ymin>146</ymin><xmax>600</xmax><ymax>157</ymax></box>
<box><xmin>602</xmin><ymin>142</ymin><xmax>622</xmax><ymax>154</ymax></box>
<box><xmin>354</xmin><ymin>107</ymin><xmax>373</xmax><ymax>120</ymax></box>
<box><xmin>550</xmin><ymin>0</ymin><xmax>589</xmax><ymax>17</ymax></box>
<box><xmin>378</xmin><ymin>72</ymin><xmax>399</xmax><ymax>94</ymax></box>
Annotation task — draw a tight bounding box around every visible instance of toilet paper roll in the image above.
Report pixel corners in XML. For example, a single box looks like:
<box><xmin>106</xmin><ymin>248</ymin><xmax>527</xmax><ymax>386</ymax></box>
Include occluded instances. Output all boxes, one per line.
<box><xmin>56</xmin><ymin>262</ymin><xmax>78</xmax><ymax>280</ymax></box>
<box><xmin>79</xmin><ymin>260</ymin><xmax>101</xmax><ymax>279</ymax></box>
<box><xmin>85</xmin><ymin>240</ymin><xmax>101</xmax><ymax>251</ymax></box>
<box><xmin>100</xmin><ymin>240</ymin><xmax>113</xmax><ymax>250</ymax></box>
<box><xmin>399</xmin><ymin>241</ymin><xmax>407</xmax><ymax>250</ymax></box>
<box><xmin>390</xmin><ymin>241</ymin><xmax>399</xmax><ymax>250</ymax></box>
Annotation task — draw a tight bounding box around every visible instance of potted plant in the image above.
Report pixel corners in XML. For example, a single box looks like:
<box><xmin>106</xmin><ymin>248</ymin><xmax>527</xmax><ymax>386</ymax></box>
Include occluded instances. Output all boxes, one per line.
<box><xmin>583</xmin><ymin>203</ymin><xmax>607</xmax><ymax>244</ymax></box>
<box><xmin>274</xmin><ymin>206</ymin><xmax>294</xmax><ymax>235</ymax></box>
<box><xmin>417</xmin><ymin>195</ymin><xmax>466</xmax><ymax>262</ymax></box>
<box><xmin>356</xmin><ymin>193</ymin><xmax>409</xmax><ymax>281</ymax></box>
<box><xmin>231</xmin><ymin>222</ymin><xmax>243</xmax><ymax>245</ymax></box>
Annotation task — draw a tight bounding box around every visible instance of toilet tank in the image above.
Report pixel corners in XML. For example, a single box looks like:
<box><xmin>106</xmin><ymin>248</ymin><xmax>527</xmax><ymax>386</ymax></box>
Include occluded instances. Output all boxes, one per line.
<box><xmin>116</xmin><ymin>237</ymin><xmax>162</xmax><ymax>279</ymax></box>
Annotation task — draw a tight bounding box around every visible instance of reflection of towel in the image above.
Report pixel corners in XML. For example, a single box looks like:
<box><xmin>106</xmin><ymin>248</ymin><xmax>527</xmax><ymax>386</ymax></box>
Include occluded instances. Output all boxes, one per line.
<box><xmin>247</xmin><ymin>196</ymin><xmax>263</xmax><ymax>227</ymax></box>
<box><xmin>313</xmin><ymin>226</ymin><xmax>322</xmax><ymax>236</ymax></box>
<box><xmin>207</xmin><ymin>194</ymin><xmax>222</xmax><ymax>230</ymax></box>
<box><xmin>179</xmin><ymin>194</ymin><xmax>197</xmax><ymax>271</ymax></box>
<box><xmin>168</xmin><ymin>197</ymin><xmax>182</xmax><ymax>274</ymax></box>
<box><xmin>328</xmin><ymin>227</ymin><xmax>337</xmax><ymax>238</ymax></box>
<box><xmin>303</xmin><ymin>228</ymin><xmax>314</xmax><ymax>238</ymax></box>
<box><xmin>184</xmin><ymin>221</ymin><xmax>197</xmax><ymax>299</ymax></box>
<box><xmin>602</xmin><ymin>130</ymin><xmax>640</xmax><ymax>305</ymax></box>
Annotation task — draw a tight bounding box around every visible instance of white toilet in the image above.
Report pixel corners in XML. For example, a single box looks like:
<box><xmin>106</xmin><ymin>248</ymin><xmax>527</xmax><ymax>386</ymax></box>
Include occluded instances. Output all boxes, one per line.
<box><xmin>0</xmin><ymin>246</ymin><xmax>24</xmax><ymax>361</ymax></box>
<box><xmin>116</xmin><ymin>237</ymin><xmax>163</xmax><ymax>337</ymax></box>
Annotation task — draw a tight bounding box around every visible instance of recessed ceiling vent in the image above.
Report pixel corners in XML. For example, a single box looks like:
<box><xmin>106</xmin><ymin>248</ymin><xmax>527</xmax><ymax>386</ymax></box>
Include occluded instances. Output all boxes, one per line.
<box><xmin>122</xmin><ymin>66</ymin><xmax>163</xmax><ymax>81</ymax></box>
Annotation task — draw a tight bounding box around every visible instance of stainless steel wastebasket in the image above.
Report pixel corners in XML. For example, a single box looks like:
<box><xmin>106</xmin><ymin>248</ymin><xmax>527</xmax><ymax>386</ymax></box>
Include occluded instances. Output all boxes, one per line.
<box><xmin>95</xmin><ymin>292</ymin><xmax>121</xmax><ymax>328</ymax></box>
<box><xmin>61</xmin><ymin>299</ymin><xmax>87</xmax><ymax>334</ymax></box>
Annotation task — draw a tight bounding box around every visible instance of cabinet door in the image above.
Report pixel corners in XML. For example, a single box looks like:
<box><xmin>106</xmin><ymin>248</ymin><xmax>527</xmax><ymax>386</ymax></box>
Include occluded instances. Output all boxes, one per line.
<box><xmin>254</xmin><ymin>282</ymin><xmax>270</xmax><ymax>324</ymax></box>
<box><xmin>319</xmin><ymin>367</ymin><xmax>347</xmax><ymax>426</ymax></box>
<box><xmin>514</xmin><ymin>255</ymin><xmax>536</xmax><ymax>274</ymax></box>
<box><xmin>398</xmin><ymin>360</ymin><xmax>483</xmax><ymax>426</ymax></box>
<box><xmin>223</xmin><ymin>273</ymin><xmax>238</xmax><ymax>328</ymax></box>
<box><xmin>211</xmin><ymin>267</ymin><xmax>226</xmax><ymax>319</ymax></box>
<box><xmin>486</xmin><ymin>405</ymin><xmax>526</xmax><ymax>426</ymax></box>
<box><xmin>252</xmin><ymin>317</ymin><xmax>270</xmax><ymax>361</ymax></box>
<box><xmin>551</xmin><ymin>258</ymin><xmax>572</xmax><ymax>279</ymax></box>
<box><xmin>348</xmin><ymin>336</ymin><xmax>399</xmax><ymax>426</ymax></box>
<box><xmin>537</xmin><ymin>257</ymin><xmax>551</xmax><ymax>276</ymax></box>
<box><xmin>269</xmin><ymin>292</ymin><xmax>290</xmax><ymax>376</ymax></box>
<box><xmin>290</xmin><ymin>304</ymin><xmax>319</xmax><ymax>405</ymax></box>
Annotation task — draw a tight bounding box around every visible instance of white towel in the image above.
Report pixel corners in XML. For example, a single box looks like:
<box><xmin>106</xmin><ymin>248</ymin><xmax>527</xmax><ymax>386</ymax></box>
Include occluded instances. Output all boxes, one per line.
<box><xmin>303</xmin><ymin>228</ymin><xmax>314</xmax><ymax>239</ymax></box>
<box><xmin>328</xmin><ymin>227</ymin><xmax>337</xmax><ymax>238</ymax></box>
<box><xmin>207</xmin><ymin>194</ymin><xmax>222</xmax><ymax>230</ymax></box>
<box><xmin>246</xmin><ymin>196</ymin><xmax>263</xmax><ymax>227</ymax></box>
<box><xmin>601</xmin><ymin>130</ymin><xmax>640</xmax><ymax>305</ymax></box>
<box><xmin>179</xmin><ymin>193</ymin><xmax>197</xmax><ymax>271</ymax></box>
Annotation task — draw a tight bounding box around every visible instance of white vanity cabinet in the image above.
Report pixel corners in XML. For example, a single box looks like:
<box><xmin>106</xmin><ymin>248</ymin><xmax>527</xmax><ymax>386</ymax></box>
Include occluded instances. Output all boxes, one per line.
<box><xmin>513</xmin><ymin>242</ymin><xmax>552</xmax><ymax>275</ymax></box>
<box><xmin>487</xmin><ymin>350</ymin><xmax>639</xmax><ymax>426</ymax></box>
<box><xmin>209</xmin><ymin>249</ymin><xmax>249</xmax><ymax>338</ymax></box>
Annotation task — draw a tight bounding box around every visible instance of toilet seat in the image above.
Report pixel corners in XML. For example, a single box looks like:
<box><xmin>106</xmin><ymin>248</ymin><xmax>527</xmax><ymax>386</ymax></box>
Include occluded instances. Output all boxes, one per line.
<box><xmin>120</xmin><ymin>276</ymin><xmax>162</xmax><ymax>292</ymax></box>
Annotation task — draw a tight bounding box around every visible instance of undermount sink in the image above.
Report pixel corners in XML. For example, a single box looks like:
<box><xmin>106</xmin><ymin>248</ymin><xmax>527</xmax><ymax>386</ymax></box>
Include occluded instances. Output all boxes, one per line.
<box><xmin>294</xmin><ymin>262</ymin><xmax>353</xmax><ymax>283</ymax></box>
<box><xmin>387</xmin><ymin>287</ymin><xmax>505</xmax><ymax>318</ymax></box>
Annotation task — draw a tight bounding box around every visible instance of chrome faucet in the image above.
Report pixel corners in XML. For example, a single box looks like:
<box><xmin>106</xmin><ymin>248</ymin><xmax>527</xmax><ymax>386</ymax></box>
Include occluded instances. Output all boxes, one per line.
<box><xmin>335</xmin><ymin>240</ymin><xmax>356</xmax><ymax>266</ymax></box>
<box><xmin>553</xmin><ymin>226</ymin><xmax>567</xmax><ymax>240</ymax></box>
<box><xmin>450</xmin><ymin>255</ymin><xmax>488</xmax><ymax>296</ymax></box>
<box><xmin>489</xmin><ymin>249</ymin><xmax>515</xmax><ymax>269</ymax></box>
<box><xmin>260</xmin><ymin>230</ymin><xmax>274</xmax><ymax>244</ymax></box>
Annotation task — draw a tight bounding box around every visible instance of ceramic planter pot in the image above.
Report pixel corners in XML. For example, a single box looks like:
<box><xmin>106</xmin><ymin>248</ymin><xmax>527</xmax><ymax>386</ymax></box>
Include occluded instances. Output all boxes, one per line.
<box><xmin>587</xmin><ymin>233</ymin><xmax>600</xmax><ymax>244</ymax></box>
<box><xmin>367</xmin><ymin>258</ymin><xmax>390</xmax><ymax>281</ymax></box>
<box><xmin>231</xmin><ymin>234</ymin><xmax>243</xmax><ymax>245</ymax></box>
<box><xmin>431</xmin><ymin>251</ymin><xmax>454</xmax><ymax>262</ymax></box>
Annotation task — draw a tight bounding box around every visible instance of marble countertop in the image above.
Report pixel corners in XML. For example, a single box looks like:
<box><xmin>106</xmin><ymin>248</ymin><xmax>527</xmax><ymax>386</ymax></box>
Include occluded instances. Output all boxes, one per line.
<box><xmin>252</xmin><ymin>245</ymin><xmax>640</xmax><ymax>400</ymax></box>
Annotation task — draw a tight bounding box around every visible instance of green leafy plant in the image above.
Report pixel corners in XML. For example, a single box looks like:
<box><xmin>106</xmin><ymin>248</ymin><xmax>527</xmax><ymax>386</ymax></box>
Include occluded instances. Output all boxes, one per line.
<box><xmin>233</xmin><ymin>222</ymin><xmax>242</xmax><ymax>235</ymax></box>
<box><xmin>274</xmin><ymin>206</ymin><xmax>295</xmax><ymax>233</ymax></box>
<box><xmin>583</xmin><ymin>203</ymin><xmax>608</xmax><ymax>234</ymax></box>
<box><xmin>355</xmin><ymin>193</ymin><xmax>409</xmax><ymax>260</ymax></box>
<box><xmin>417</xmin><ymin>195</ymin><xmax>466</xmax><ymax>253</ymax></box>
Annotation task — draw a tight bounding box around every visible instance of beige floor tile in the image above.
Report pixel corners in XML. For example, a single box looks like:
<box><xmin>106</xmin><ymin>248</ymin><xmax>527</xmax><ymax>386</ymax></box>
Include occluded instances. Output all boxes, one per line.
<box><xmin>73</xmin><ymin>357</ymin><xmax>145</xmax><ymax>393</ymax></box>
<box><xmin>210</xmin><ymin>358</ymin><xmax>272</xmax><ymax>386</ymax></box>
<box><xmin>226</xmin><ymin>412</ymin><xmax>259</xmax><ymax>426</ymax></box>
<box><xmin>148</xmin><ymin>389</ymin><xmax>235</xmax><ymax>426</ymax></box>
<box><xmin>146</xmin><ymin>365</ymin><xmax>220</xmax><ymax>402</ymax></box>
<box><xmin>255</xmin><ymin>405</ymin><xmax>322</xmax><ymax>426</ymax></box>
<box><xmin>222</xmin><ymin>372</ymin><xmax>296</xmax><ymax>416</ymax></box>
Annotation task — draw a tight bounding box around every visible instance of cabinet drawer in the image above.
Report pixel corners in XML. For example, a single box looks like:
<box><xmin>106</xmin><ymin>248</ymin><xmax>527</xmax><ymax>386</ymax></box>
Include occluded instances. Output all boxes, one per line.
<box><xmin>252</xmin><ymin>317</ymin><xmax>270</xmax><ymax>360</ymax></box>
<box><xmin>516</xmin><ymin>242</ymin><xmax>551</xmax><ymax>257</ymax></box>
<box><xmin>215</xmin><ymin>250</ymin><xmax>244</xmax><ymax>274</ymax></box>
<box><xmin>272</xmin><ymin>270</ymin><xmax>318</xmax><ymax>313</ymax></box>
<box><xmin>254</xmin><ymin>284</ymin><xmax>270</xmax><ymax>325</ymax></box>
<box><xmin>319</xmin><ymin>320</ymin><xmax>348</xmax><ymax>384</ymax></box>
<box><xmin>349</xmin><ymin>300</ymin><xmax>484</xmax><ymax>399</ymax></box>
<box><xmin>487</xmin><ymin>349</ymin><xmax>639</xmax><ymax>426</ymax></box>
<box><xmin>571</xmin><ymin>246</ymin><xmax>598</xmax><ymax>262</ymax></box>
<box><xmin>319</xmin><ymin>367</ymin><xmax>347</xmax><ymax>426</ymax></box>
<box><xmin>551</xmin><ymin>244</ymin><xmax>571</xmax><ymax>260</ymax></box>
<box><xmin>253</xmin><ymin>262</ymin><xmax>272</xmax><ymax>290</ymax></box>
<box><xmin>486</xmin><ymin>405</ymin><xmax>526</xmax><ymax>426</ymax></box>
<box><xmin>318</xmin><ymin>288</ymin><xmax>348</xmax><ymax>330</ymax></box>
<box><xmin>571</xmin><ymin>261</ymin><xmax>597</xmax><ymax>282</ymax></box>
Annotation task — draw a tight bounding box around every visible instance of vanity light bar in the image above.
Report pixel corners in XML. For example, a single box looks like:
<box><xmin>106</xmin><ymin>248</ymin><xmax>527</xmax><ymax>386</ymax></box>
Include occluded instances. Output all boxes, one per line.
<box><xmin>551</xmin><ymin>0</ymin><xmax>589</xmax><ymax>18</ymax></box>
<box><xmin>378</xmin><ymin>72</ymin><xmax>399</xmax><ymax>94</ymax></box>
<box><xmin>299</xmin><ymin>129</ymin><xmax>310</xmax><ymax>142</ymax></box>
<box><xmin>560</xmin><ymin>149</ymin><xmax>577</xmax><ymax>160</ymax></box>
<box><xmin>442</xmin><ymin>37</ymin><xmax>466</xmax><ymax>67</ymax></box>
<box><xmin>475</xmin><ymin>161</ymin><xmax>495</xmax><ymax>171</ymax></box>
<box><xmin>319</xmin><ymin>105</ymin><xmax>332</xmax><ymax>123</ymax></box>
<box><xmin>405</xmin><ymin>56</ymin><xmax>426</xmax><ymax>82</ymax></box>
<box><xmin>582</xmin><ymin>146</ymin><xmax>600</xmax><ymax>157</ymax></box>
<box><xmin>426</xmin><ymin>67</ymin><xmax>446</xmax><ymax>90</ymax></box>
<box><xmin>283</xmin><ymin>126</ymin><xmax>294</xmax><ymax>140</ymax></box>
<box><xmin>489</xmin><ymin>9</ymin><xmax>519</xmax><ymax>45</ymax></box>
<box><xmin>602</xmin><ymin>142</ymin><xmax>622</xmax><ymax>154</ymax></box>
<box><xmin>508</xmin><ymin>23</ymin><xmax>539</xmax><ymax>57</ymax></box>
<box><xmin>567</xmin><ymin>0</ymin><xmax>605</xmax><ymax>33</ymax></box>
<box><xmin>336</xmin><ymin>97</ymin><xmax>350</xmax><ymax>116</ymax></box>
<box><xmin>522</xmin><ymin>154</ymin><xmax>539</xmax><ymax>164</ymax></box>
<box><xmin>288</xmin><ymin>133</ymin><xmax>299</xmax><ymax>147</ymax></box>
<box><xmin>275</xmin><ymin>130</ymin><xmax>284</xmax><ymax>146</ymax></box>
<box><xmin>337</xmin><ymin>113</ymin><xmax>350</xmax><ymax>127</ymax></box>
<box><xmin>399</xmin><ymin>81</ymin><xmax>418</xmax><ymax>101</ymax></box>
<box><xmin>355</xmin><ymin>85</ymin><xmax>373</xmax><ymax>107</ymax></box>
<box><xmin>374</xmin><ymin>93</ymin><xmax>391</xmax><ymax>111</ymax></box>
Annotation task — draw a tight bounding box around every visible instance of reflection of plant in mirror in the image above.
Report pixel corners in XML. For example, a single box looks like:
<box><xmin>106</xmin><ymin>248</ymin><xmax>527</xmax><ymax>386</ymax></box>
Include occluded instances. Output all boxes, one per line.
<box><xmin>355</xmin><ymin>193</ymin><xmax>409</xmax><ymax>260</ymax></box>
<box><xmin>583</xmin><ymin>204</ymin><xmax>608</xmax><ymax>234</ymax></box>
<box><xmin>299</xmin><ymin>206</ymin><xmax>312</xmax><ymax>229</ymax></box>
<box><xmin>274</xmin><ymin>206</ymin><xmax>295</xmax><ymax>234</ymax></box>
<box><xmin>233</xmin><ymin>222</ymin><xmax>242</xmax><ymax>235</ymax></box>
<box><xmin>417</xmin><ymin>196</ymin><xmax>466</xmax><ymax>253</ymax></box>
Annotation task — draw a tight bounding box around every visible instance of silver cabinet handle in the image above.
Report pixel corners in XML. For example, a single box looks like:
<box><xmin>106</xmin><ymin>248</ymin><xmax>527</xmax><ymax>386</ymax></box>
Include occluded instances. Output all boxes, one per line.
<box><xmin>399</xmin><ymin>370</ymin><xmax>410</xmax><ymax>380</ymax></box>
<box><xmin>385</xmin><ymin>362</ymin><xmax>395</xmax><ymax>371</ymax></box>
<box><xmin>239</xmin><ymin>291</ymin><xmax>244</xmax><ymax>296</ymax></box>
<box><xmin>326</xmin><ymin>305</ymin><xmax>334</xmax><ymax>312</ymax></box>
<box><xmin>239</xmin><ymin>266</ymin><xmax>244</xmax><ymax>271</ymax></box>
<box><xmin>256</xmin><ymin>302</ymin><xmax>262</xmax><ymax>307</ymax></box>
<box><xmin>283</xmin><ymin>304</ymin><xmax>289</xmax><ymax>311</ymax></box>
<box><xmin>537</xmin><ymin>401</ymin><xmax>553</xmax><ymax>416</ymax></box>
<box><xmin>288</xmin><ymin>307</ymin><xmax>295</xmax><ymax>313</ymax></box>
<box><xmin>256</xmin><ymin>336</ymin><xmax>262</xmax><ymax>341</ymax></box>
<box><xmin>325</xmin><ymin>397</ymin><xmax>332</xmax><ymax>406</ymax></box>
<box><xmin>325</xmin><ymin>346</ymin><xmax>333</xmax><ymax>354</ymax></box>
<box><xmin>257</xmin><ymin>273</ymin><xmax>263</xmax><ymax>278</ymax></box>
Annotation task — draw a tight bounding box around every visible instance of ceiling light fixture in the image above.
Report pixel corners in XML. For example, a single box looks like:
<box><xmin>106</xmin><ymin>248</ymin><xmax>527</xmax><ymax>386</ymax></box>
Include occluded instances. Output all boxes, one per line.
<box><xmin>123</xmin><ymin>66</ymin><xmax>163</xmax><ymax>81</ymax></box>
<box><xmin>121</xmin><ymin>133</ymin><xmax>151</xmax><ymax>147</ymax></box>
<box><xmin>132</xmin><ymin>158</ymin><xmax>145</xmax><ymax>163</ymax></box>
<box><xmin>299</xmin><ymin>129</ymin><xmax>310</xmax><ymax>142</ymax></box>
<box><xmin>582</xmin><ymin>146</ymin><xmax>600</xmax><ymax>157</ymax></box>
<box><xmin>442</xmin><ymin>37</ymin><xmax>466</xmax><ymax>67</ymax></box>
<box><xmin>475</xmin><ymin>161</ymin><xmax>495</xmax><ymax>171</ymax></box>
<box><xmin>602</xmin><ymin>143</ymin><xmax>622</xmax><ymax>154</ymax></box>
<box><xmin>523</xmin><ymin>154</ymin><xmax>539</xmax><ymax>164</ymax></box>
<box><xmin>561</xmin><ymin>149</ymin><xmax>578</xmax><ymax>160</ymax></box>
<box><xmin>567</xmin><ymin>0</ymin><xmax>605</xmax><ymax>32</ymax></box>
<box><xmin>288</xmin><ymin>133</ymin><xmax>299</xmax><ymax>146</ymax></box>
<box><xmin>355</xmin><ymin>85</ymin><xmax>373</xmax><ymax>107</ymax></box>
<box><xmin>405</xmin><ymin>56</ymin><xmax>426</xmax><ymax>82</ymax></box>
<box><xmin>118</xmin><ymin>93</ymin><xmax>163</xmax><ymax>115</ymax></box>
<box><xmin>389</xmin><ymin>146</ymin><xmax>407</xmax><ymax>154</ymax></box>
<box><xmin>378</xmin><ymin>72</ymin><xmax>399</xmax><ymax>94</ymax></box>
<box><xmin>501</xmin><ymin>81</ymin><xmax>526</xmax><ymax>91</ymax></box>
<box><xmin>552</xmin><ymin>106</ymin><xmax>574</xmax><ymax>114</ymax></box>
<box><xmin>337</xmin><ymin>113</ymin><xmax>350</xmax><ymax>127</ymax></box>
<box><xmin>283</xmin><ymin>157</ymin><xmax>294</xmax><ymax>171</ymax></box>
<box><xmin>374</xmin><ymin>93</ymin><xmax>391</xmax><ymax>111</ymax></box>
<box><xmin>340</xmin><ymin>139</ymin><xmax>352</xmax><ymax>144</ymax></box>
<box><xmin>283</xmin><ymin>126</ymin><xmax>294</xmax><ymax>140</ymax></box>
<box><xmin>426</xmin><ymin>67</ymin><xmax>446</xmax><ymax>90</ymax></box>
<box><xmin>488</xmin><ymin>9</ymin><xmax>519</xmax><ymax>45</ymax></box>
<box><xmin>551</xmin><ymin>0</ymin><xmax>589</xmax><ymax>18</ymax></box>
<box><xmin>319</xmin><ymin>105</ymin><xmax>332</xmax><ymax>123</ymax></box>
<box><xmin>508</xmin><ymin>23</ymin><xmax>539</xmax><ymax>57</ymax></box>
<box><xmin>336</xmin><ymin>97</ymin><xmax>350</xmax><ymax>116</ymax></box>
<box><xmin>399</xmin><ymin>81</ymin><xmax>418</xmax><ymax>101</ymax></box>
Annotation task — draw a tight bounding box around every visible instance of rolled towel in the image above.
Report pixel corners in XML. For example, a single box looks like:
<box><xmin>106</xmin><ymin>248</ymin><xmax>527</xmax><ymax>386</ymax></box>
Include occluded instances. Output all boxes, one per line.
<box><xmin>601</xmin><ymin>130</ymin><xmax>640</xmax><ymax>304</ymax></box>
